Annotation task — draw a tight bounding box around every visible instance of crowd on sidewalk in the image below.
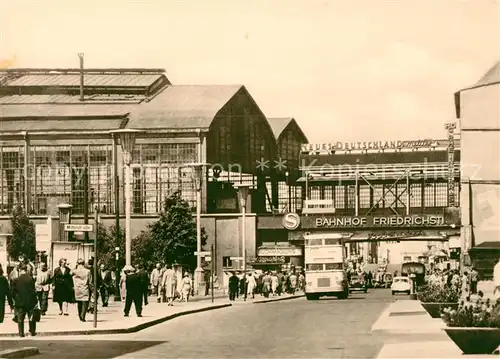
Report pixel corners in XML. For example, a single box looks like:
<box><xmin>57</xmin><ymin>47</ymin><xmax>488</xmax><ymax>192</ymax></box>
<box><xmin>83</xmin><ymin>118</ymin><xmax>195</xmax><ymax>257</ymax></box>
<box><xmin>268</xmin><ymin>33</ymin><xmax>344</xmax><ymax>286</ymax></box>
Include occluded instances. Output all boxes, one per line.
<box><xmin>226</xmin><ymin>270</ymin><xmax>305</xmax><ymax>301</ymax></box>
<box><xmin>426</xmin><ymin>266</ymin><xmax>481</xmax><ymax>298</ymax></box>
<box><xmin>0</xmin><ymin>256</ymin><xmax>226</xmax><ymax>338</ymax></box>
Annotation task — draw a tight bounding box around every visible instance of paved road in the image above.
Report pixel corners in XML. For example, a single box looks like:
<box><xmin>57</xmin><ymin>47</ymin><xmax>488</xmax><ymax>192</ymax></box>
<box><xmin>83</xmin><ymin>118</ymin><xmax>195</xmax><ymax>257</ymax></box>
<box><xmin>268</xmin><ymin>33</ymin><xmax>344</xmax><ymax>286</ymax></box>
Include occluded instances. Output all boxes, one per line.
<box><xmin>0</xmin><ymin>289</ymin><xmax>420</xmax><ymax>358</ymax></box>
<box><xmin>119</xmin><ymin>289</ymin><xmax>393</xmax><ymax>358</ymax></box>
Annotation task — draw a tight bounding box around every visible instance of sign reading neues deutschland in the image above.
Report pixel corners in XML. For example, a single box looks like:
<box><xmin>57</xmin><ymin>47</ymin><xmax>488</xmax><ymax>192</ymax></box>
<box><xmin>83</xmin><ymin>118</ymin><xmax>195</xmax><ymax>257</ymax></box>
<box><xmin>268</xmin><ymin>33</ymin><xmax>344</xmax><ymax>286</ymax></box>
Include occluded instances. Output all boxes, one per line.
<box><xmin>301</xmin><ymin>139</ymin><xmax>435</xmax><ymax>152</ymax></box>
<box><xmin>314</xmin><ymin>215</ymin><xmax>446</xmax><ymax>228</ymax></box>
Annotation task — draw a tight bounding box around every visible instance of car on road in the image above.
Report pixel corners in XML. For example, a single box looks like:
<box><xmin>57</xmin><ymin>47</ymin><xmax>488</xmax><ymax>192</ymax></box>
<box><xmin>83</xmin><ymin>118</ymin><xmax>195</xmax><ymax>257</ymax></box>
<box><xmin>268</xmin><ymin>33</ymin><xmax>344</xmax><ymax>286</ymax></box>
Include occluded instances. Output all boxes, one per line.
<box><xmin>349</xmin><ymin>275</ymin><xmax>367</xmax><ymax>293</ymax></box>
<box><xmin>391</xmin><ymin>276</ymin><xmax>411</xmax><ymax>295</ymax></box>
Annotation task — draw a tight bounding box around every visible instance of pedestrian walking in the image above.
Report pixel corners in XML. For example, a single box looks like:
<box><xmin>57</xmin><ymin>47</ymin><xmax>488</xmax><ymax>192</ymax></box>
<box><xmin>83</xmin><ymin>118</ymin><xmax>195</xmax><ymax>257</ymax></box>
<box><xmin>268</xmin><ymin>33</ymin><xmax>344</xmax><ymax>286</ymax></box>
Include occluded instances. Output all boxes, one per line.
<box><xmin>246</xmin><ymin>273</ymin><xmax>256</xmax><ymax>299</ymax></box>
<box><xmin>228</xmin><ymin>272</ymin><xmax>239</xmax><ymax>301</ymax></box>
<box><xmin>298</xmin><ymin>272</ymin><xmax>305</xmax><ymax>292</ymax></box>
<box><xmin>181</xmin><ymin>273</ymin><xmax>192</xmax><ymax>303</ymax></box>
<box><xmin>239</xmin><ymin>273</ymin><xmax>246</xmax><ymax>297</ymax></box>
<box><xmin>73</xmin><ymin>259</ymin><xmax>91</xmax><ymax>322</ymax></box>
<box><xmin>124</xmin><ymin>266</ymin><xmax>142</xmax><ymax>317</ymax></box>
<box><xmin>10</xmin><ymin>255</ymin><xmax>36</xmax><ymax>282</ymax></box>
<box><xmin>35</xmin><ymin>263</ymin><xmax>52</xmax><ymax>316</ymax></box>
<box><xmin>99</xmin><ymin>264</ymin><xmax>112</xmax><ymax>307</ymax></box>
<box><xmin>150</xmin><ymin>263</ymin><xmax>162</xmax><ymax>297</ymax></box>
<box><xmin>87</xmin><ymin>258</ymin><xmax>100</xmax><ymax>314</ymax></box>
<box><xmin>278</xmin><ymin>272</ymin><xmax>286</xmax><ymax>295</ymax></box>
<box><xmin>52</xmin><ymin>258</ymin><xmax>74</xmax><ymax>316</ymax></box>
<box><xmin>367</xmin><ymin>271</ymin><xmax>373</xmax><ymax>288</ymax></box>
<box><xmin>262</xmin><ymin>272</ymin><xmax>272</xmax><ymax>298</ymax></box>
<box><xmin>161</xmin><ymin>265</ymin><xmax>177</xmax><ymax>306</ymax></box>
<box><xmin>11</xmin><ymin>264</ymin><xmax>38</xmax><ymax>337</ymax></box>
<box><xmin>469</xmin><ymin>267</ymin><xmax>479</xmax><ymax>294</ymax></box>
<box><xmin>461</xmin><ymin>271</ymin><xmax>469</xmax><ymax>298</ymax></box>
<box><xmin>271</xmin><ymin>273</ymin><xmax>278</xmax><ymax>296</ymax></box>
<box><xmin>0</xmin><ymin>264</ymin><xmax>14</xmax><ymax>324</ymax></box>
<box><xmin>204</xmin><ymin>271</ymin><xmax>211</xmax><ymax>296</ymax></box>
<box><xmin>282</xmin><ymin>273</ymin><xmax>290</xmax><ymax>294</ymax></box>
<box><xmin>289</xmin><ymin>272</ymin><xmax>298</xmax><ymax>295</ymax></box>
<box><xmin>119</xmin><ymin>269</ymin><xmax>127</xmax><ymax>301</ymax></box>
<box><xmin>136</xmin><ymin>264</ymin><xmax>149</xmax><ymax>306</ymax></box>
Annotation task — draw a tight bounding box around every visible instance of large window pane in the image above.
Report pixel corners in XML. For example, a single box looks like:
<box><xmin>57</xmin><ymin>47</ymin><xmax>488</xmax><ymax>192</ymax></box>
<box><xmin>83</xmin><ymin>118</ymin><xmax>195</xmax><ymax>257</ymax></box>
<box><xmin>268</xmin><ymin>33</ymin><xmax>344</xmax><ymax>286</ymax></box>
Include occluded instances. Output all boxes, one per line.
<box><xmin>0</xmin><ymin>146</ymin><xmax>24</xmax><ymax>214</ymax></box>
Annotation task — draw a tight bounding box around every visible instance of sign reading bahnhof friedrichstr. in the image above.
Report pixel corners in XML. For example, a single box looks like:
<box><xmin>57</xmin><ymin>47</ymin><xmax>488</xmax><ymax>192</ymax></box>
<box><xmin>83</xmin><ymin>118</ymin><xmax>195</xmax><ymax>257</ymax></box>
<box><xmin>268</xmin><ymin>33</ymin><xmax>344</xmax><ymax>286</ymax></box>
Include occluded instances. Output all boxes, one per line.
<box><xmin>312</xmin><ymin>215</ymin><xmax>446</xmax><ymax>229</ymax></box>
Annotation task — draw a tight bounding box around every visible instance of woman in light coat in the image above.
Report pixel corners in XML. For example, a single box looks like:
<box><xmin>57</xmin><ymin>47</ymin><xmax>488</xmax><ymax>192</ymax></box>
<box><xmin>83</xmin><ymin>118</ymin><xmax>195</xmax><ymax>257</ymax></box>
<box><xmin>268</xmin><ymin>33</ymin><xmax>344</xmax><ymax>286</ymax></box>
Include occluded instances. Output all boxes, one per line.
<box><xmin>246</xmin><ymin>273</ymin><xmax>257</xmax><ymax>299</ymax></box>
<box><xmin>181</xmin><ymin>274</ymin><xmax>192</xmax><ymax>303</ymax></box>
<box><xmin>72</xmin><ymin>259</ymin><xmax>90</xmax><ymax>322</ymax></box>
<box><xmin>119</xmin><ymin>269</ymin><xmax>127</xmax><ymax>301</ymax></box>
<box><xmin>271</xmin><ymin>274</ymin><xmax>279</xmax><ymax>296</ymax></box>
<box><xmin>161</xmin><ymin>265</ymin><xmax>177</xmax><ymax>306</ymax></box>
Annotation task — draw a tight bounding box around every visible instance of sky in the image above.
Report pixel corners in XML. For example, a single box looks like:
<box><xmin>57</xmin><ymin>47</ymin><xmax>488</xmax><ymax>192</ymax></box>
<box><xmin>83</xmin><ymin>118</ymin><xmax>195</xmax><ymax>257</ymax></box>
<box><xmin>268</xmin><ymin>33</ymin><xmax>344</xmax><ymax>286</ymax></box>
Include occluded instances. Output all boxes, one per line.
<box><xmin>0</xmin><ymin>0</ymin><xmax>499</xmax><ymax>143</ymax></box>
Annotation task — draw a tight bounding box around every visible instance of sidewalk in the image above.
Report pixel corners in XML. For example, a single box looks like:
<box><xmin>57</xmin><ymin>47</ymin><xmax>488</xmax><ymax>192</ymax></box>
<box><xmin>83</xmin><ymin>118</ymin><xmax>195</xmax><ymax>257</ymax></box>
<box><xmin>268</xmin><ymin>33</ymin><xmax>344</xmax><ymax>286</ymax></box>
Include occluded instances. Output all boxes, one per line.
<box><xmin>371</xmin><ymin>299</ymin><xmax>445</xmax><ymax>334</ymax></box>
<box><xmin>373</xmin><ymin>299</ymin><xmax>497</xmax><ymax>358</ymax></box>
<box><xmin>0</xmin><ymin>294</ymin><xmax>230</xmax><ymax>338</ymax></box>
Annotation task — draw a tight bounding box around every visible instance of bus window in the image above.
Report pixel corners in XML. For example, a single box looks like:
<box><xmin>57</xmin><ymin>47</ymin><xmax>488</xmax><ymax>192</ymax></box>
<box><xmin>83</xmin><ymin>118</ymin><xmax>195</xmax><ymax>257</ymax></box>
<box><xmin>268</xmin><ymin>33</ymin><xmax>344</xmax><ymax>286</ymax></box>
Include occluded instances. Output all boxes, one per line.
<box><xmin>306</xmin><ymin>264</ymin><xmax>323</xmax><ymax>271</ymax></box>
<box><xmin>308</xmin><ymin>238</ymin><xmax>323</xmax><ymax>246</ymax></box>
<box><xmin>325</xmin><ymin>263</ymin><xmax>343</xmax><ymax>270</ymax></box>
<box><xmin>325</xmin><ymin>238</ymin><xmax>341</xmax><ymax>245</ymax></box>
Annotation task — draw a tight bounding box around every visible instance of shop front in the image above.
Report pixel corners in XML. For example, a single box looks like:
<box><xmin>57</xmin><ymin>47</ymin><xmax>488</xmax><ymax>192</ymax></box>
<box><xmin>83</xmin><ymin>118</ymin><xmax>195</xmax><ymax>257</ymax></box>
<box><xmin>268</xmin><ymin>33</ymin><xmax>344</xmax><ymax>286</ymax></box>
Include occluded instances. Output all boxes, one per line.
<box><xmin>253</xmin><ymin>245</ymin><xmax>303</xmax><ymax>272</ymax></box>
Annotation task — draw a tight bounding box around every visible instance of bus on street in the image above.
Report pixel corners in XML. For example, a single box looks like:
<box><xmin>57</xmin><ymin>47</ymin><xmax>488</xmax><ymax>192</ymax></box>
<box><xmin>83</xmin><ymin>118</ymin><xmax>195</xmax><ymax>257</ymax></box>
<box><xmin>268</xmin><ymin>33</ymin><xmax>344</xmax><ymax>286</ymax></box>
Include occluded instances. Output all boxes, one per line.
<box><xmin>304</xmin><ymin>233</ymin><xmax>349</xmax><ymax>300</ymax></box>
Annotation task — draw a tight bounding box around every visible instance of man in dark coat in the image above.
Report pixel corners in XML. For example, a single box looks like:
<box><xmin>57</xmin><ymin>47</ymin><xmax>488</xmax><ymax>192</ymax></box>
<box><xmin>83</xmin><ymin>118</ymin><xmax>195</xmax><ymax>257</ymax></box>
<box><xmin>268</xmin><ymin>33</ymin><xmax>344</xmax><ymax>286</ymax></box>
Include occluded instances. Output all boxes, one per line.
<box><xmin>0</xmin><ymin>264</ymin><xmax>13</xmax><ymax>323</ymax></box>
<box><xmin>87</xmin><ymin>257</ymin><xmax>101</xmax><ymax>314</ymax></box>
<box><xmin>99</xmin><ymin>263</ymin><xmax>113</xmax><ymax>307</ymax></box>
<box><xmin>11</xmin><ymin>264</ymin><xmax>38</xmax><ymax>337</ymax></box>
<box><xmin>124</xmin><ymin>266</ymin><xmax>143</xmax><ymax>317</ymax></box>
<box><xmin>136</xmin><ymin>264</ymin><xmax>149</xmax><ymax>306</ymax></box>
<box><xmin>228</xmin><ymin>272</ymin><xmax>239</xmax><ymax>301</ymax></box>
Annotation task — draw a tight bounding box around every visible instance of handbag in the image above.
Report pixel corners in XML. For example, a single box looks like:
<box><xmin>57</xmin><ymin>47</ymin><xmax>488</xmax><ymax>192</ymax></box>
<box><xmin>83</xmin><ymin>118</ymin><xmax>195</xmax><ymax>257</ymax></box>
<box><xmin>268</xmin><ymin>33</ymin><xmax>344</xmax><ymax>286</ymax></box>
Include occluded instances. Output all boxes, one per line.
<box><xmin>31</xmin><ymin>304</ymin><xmax>41</xmax><ymax>323</ymax></box>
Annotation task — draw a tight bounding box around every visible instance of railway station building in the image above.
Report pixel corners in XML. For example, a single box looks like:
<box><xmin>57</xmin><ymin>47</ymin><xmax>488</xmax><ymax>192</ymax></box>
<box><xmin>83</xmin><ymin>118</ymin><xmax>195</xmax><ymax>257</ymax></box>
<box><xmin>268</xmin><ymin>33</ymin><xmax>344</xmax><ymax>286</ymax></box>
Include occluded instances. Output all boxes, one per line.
<box><xmin>0</xmin><ymin>68</ymin><xmax>307</xmax><ymax>275</ymax></box>
<box><xmin>0</xmin><ymin>66</ymin><xmax>471</xmax><ymax>278</ymax></box>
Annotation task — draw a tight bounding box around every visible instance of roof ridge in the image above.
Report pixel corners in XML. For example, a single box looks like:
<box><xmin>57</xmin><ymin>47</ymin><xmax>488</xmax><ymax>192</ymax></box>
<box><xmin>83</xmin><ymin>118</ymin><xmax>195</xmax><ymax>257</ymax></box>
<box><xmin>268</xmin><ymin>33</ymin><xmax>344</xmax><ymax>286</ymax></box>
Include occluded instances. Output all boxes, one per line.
<box><xmin>170</xmin><ymin>84</ymin><xmax>243</xmax><ymax>87</ymax></box>
<box><xmin>0</xmin><ymin>68</ymin><xmax>166</xmax><ymax>75</ymax></box>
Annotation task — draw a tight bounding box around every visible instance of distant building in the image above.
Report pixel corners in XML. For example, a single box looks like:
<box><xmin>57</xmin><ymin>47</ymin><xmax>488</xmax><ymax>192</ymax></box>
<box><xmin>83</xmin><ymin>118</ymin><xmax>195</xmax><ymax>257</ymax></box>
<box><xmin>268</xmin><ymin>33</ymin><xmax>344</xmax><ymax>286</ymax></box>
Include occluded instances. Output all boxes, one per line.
<box><xmin>256</xmin><ymin>135</ymin><xmax>461</xmax><ymax>269</ymax></box>
<box><xmin>455</xmin><ymin>60</ymin><xmax>500</xmax><ymax>278</ymax></box>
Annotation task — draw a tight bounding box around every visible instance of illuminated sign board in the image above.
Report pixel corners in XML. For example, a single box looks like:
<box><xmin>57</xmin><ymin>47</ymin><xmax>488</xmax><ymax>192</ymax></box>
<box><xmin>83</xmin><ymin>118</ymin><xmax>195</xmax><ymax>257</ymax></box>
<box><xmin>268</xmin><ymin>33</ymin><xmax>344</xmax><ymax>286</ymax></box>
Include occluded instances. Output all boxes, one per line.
<box><xmin>301</xmin><ymin>139</ymin><xmax>435</xmax><ymax>152</ymax></box>
<box><xmin>314</xmin><ymin>215</ymin><xmax>445</xmax><ymax>228</ymax></box>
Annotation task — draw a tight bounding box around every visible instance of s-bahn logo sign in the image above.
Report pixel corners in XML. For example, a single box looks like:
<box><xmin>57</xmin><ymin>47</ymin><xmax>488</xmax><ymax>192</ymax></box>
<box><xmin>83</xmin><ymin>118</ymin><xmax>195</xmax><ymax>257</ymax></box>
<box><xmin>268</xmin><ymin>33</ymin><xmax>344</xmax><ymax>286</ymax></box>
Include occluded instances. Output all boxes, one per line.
<box><xmin>282</xmin><ymin>212</ymin><xmax>301</xmax><ymax>230</ymax></box>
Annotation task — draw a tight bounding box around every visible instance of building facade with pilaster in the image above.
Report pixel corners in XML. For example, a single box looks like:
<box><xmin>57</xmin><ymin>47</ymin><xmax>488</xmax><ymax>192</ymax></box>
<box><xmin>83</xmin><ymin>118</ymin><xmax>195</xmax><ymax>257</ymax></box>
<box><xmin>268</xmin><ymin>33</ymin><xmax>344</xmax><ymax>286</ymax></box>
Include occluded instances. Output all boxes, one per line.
<box><xmin>455</xmin><ymin>61</ymin><xmax>500</xmax><ymax>277</ymax></box>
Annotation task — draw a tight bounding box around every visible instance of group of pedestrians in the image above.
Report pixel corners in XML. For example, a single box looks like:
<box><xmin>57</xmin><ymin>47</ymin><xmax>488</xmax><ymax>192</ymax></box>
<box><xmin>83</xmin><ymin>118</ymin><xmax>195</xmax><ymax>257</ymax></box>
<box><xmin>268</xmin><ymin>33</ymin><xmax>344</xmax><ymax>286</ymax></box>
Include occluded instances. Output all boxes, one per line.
<box><xmin>227</xmin><ymin>270</ymin><xmax>305</xmax><ymax>301</ymax></box>
<box><xmin>148</xmin><ymin>263</ymin><xmax>193</xmax><ymax>305</ymax></box>
<box><xmin>427</xmin><ymin>267</ymin><xmax>480</xmax><ymax>297</ymax></box>
<box><xmin>0</xmin><ymin>254</ymin><xmax>119</xmax><ymax>337</ymax></box>
<box><xmin>0</xmin><ymin>260</ymin><xmax>38</xmax><ymax>337</ymax></box>
<box><xmin>0</xmin><ymin>254</ymin><xmax>43</xmax><ymax>337</ymax></box>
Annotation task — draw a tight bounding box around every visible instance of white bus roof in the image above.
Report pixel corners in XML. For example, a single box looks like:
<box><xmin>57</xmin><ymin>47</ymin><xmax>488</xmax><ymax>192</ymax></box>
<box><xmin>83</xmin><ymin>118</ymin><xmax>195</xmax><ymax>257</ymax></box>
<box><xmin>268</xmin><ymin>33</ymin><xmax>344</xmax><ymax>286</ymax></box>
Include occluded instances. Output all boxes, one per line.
<box><xmin>304</xmin><ymin>233</ymin><xmax>344</xmax><ymax>240</ymax></box>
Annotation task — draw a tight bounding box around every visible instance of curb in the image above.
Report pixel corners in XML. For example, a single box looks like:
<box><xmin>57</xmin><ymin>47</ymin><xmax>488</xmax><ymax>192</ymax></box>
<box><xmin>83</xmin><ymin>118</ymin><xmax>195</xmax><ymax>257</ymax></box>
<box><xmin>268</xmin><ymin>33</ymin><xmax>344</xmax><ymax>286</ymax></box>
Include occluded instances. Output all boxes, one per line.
<box><xmin>253</xmin><ymin>294</ymin><xmax>305</xmax><ymax>304</ymax></box>
<box><xmin>0</xmin><ymin>347</ymin><xmax>39</xmax><ymax>358</ymax></box>
<box><xmin>0</xmin><ymin>304</ymin><xmax>232</xmax><ymax>338</ymax></box>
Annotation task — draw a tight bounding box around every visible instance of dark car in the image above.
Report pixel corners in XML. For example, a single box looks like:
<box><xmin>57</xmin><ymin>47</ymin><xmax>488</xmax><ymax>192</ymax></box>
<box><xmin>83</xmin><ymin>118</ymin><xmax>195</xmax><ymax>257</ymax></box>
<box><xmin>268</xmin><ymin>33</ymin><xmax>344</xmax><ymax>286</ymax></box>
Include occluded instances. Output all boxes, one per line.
<box><xmin>349</xmin><ymin>275</ymin><xmax>367</xmax><ymax>293</ymax></box>
<box><xmin>401</xmin><ymin>262</ymin><xmax>426</xmax><ymax>289</ymax></box>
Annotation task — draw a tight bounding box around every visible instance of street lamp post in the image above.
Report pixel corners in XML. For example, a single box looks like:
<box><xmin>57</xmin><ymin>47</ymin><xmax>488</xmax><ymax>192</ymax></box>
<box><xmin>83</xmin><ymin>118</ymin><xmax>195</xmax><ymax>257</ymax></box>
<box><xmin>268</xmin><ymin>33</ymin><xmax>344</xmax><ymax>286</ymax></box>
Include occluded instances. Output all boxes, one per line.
<box><xmin>184</xmin><ymin>162</ymin><xmax>208</xmax><ymax>296</ymax></box>
<box><xmin>110</xmin><ymin>129</ymin><xmax>143</xmax><ymax>266</ymax></box>
<box><xmin>234</xmin><ymin>183</ymin><xmax>252</xmax><ymax>300</ymax></box>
